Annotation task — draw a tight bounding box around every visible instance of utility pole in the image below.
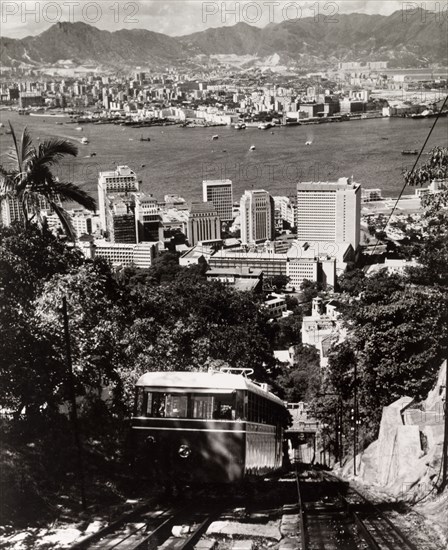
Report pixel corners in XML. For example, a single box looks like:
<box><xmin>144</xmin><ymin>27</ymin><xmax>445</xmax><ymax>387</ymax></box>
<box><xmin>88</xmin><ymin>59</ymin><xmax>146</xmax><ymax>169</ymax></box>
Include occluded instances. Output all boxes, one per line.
<box><xmin>439</xmin><ymin>360</ymin><xmax>448</xmax><ymax>493</ymax></box>
<box><xmin>353</xmin><ymin>360</ymin><xmax>358</xmax><ymax>476</ymax></box>
<box><xmin>62</xmin><ymin>296</ymin><xmax>87</xmax><ymax>510</ymax></box>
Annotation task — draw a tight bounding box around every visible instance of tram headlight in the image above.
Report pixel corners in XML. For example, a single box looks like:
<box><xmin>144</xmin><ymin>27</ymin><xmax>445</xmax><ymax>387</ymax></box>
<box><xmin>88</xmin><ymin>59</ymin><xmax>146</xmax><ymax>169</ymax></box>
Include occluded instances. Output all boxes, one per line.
<box><xmin>178</xmin><ymin>444</ymin><xmax>191</xmax><ymax>458</ymax></box>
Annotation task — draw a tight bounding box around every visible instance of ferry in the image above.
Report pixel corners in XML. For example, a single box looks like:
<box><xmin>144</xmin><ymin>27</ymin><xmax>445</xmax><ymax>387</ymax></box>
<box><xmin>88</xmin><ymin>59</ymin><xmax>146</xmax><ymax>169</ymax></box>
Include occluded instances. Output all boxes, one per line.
<box><xmin>81</xmin><ymin>137</ymin><xmax>89</xmax><ymax>145</ymax></box>
<box><xmin>29</xmin><ymin>112</ymin><xmax>66</xmax><ymax>118</ymax></box>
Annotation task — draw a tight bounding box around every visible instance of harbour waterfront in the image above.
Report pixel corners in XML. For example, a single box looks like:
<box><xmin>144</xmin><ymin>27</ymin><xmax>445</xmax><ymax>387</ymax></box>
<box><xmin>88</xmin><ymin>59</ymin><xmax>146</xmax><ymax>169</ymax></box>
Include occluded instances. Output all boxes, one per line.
<box><xmin>1</xmin><ymin>110</ymin><xmax>447</xmax><ymax>202</ymax></box>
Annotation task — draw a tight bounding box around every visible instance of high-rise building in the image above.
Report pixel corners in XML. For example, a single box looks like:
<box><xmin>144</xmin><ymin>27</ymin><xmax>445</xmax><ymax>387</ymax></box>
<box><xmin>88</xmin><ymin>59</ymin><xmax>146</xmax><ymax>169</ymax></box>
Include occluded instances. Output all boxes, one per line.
<box><xmin>134</xmin><ymin>192</ymin><xmax>164</xmax><ymax>243</ymax></box>
<box><xmin>105</xmin><ymin>196</ymin><xmax>136</xmax><ymax>244</ymax></box>
<box><xmin>203</xmin><ymin>180</ymin><xmax>233</xmax><ymax>222</ymax></box>
<box><xmin>273</xmin><ymin>196</ymin><xmax>295</xmax><ymax>229</ymax></box>
<box><xmin>1</xmin><ymin>196</ymin><xmax>23</xmax><ymax>226</ymax></box>
<box><xmin>240</xmin><ymin>190</ymin><xmax>275</xmax><ymax>245</ymax></box>
<box><xmin>187</xmin><ymin>202</ymin><xmax>221</xmax><ymax>246</ymax></box>
<box><xmin>296</xmin><ymin>178</ymin><xmax>361</xmax><ymax>250</ymax></box>
<box><xmin>98</xmin><ymin>165</ymin><xmax>139</xmax><ymax>232</ymax></box>
<box><xmin>1</xmin><ymin>195</ymin><xmax>53</xmax><ymax>227</ymax></box>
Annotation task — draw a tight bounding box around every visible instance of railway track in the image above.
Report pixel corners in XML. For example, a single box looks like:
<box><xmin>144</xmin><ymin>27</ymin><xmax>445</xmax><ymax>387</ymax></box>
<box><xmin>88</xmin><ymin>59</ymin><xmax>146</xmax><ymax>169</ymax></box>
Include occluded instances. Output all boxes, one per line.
<box><xmin>296</xmin><ymin>468</ymin><xmax>426</xmax><ymax>550</ymax></box>
<box><xmin>69</xmin><ymin>469</ymin><xmax>435</xmax><ymax>550</ymax></box>
<box><xmin>71</xmin><ymin>505</ymin><xmax>219</xmax><ymax>550</ymax></box>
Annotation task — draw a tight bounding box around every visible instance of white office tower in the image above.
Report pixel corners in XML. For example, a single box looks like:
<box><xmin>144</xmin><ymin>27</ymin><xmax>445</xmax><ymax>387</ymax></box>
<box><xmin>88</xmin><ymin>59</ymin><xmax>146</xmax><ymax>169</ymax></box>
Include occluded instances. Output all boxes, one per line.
<box><xmin>187</xmin><ymin>202</ymin><xmax>221</xmax><ymax>246</ymax></box>
<box><xmin>134</xmin><ymin>192</ymin><xmax>164</xmax><ymax>243</ymax></box>
<box><xmin>240</xmin><ymin>190</ymin><xmax>275</xmax><ymax>245</ymax></box>
<box><xmin>296</xmin><ymin>178</ymin><xmax>361</xmax><ymax>250</ymax></box>
<box><xmin>98</xmin><ymin>165</ymin><xmax>139</xmax><ymax>232</ymax></box>
<box><xmin>202</xmin><ymin>179</ymin><xmax>233</xmax><ymax>222</ymax></box>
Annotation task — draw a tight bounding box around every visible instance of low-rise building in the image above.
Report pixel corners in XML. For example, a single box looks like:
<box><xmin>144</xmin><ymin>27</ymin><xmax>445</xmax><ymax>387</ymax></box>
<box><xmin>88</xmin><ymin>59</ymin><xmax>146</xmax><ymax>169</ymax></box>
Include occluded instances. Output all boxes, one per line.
<box><xmin>205</xmin><ymin>266</ymin><xmax>263</xmax><ymax>292</ymax></box>
<box><xmin>79</xmin><ymin>241</ymin><xmax>159</xmax><ymax>268</ymax></box>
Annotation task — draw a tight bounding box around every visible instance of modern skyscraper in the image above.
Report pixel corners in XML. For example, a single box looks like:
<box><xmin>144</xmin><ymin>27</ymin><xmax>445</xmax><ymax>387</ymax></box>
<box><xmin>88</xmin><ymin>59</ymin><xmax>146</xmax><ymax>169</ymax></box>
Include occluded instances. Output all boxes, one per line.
<box><xmin>203</xmin><ymin>179</ymin><xmax>233</xmax><ymax>222</ymax></box>
<box><xmin>187</xmin><ymin>202</ymin><xmax>221</xmax><ymax>246</ymax></box>
<box><xmin>134</xmin><ymin>192</ymin><xmax>164</xmax><ymax>243</ymax></box>
<box><xmin>296</xmin><ymin>177</ymin><xmax>361</xmax><ymax>250</ymax></box>
<box><xmin>105</xmin><ymin>196</ymin><xmax>136</xmax><ymax>244</ymax></box>
<box><xmin>240</xmin><ymin>190</ymin><xmax>275</xmax><ymax>245</ymax></box>
<box><xmin>98</xmin><ymin>165</ymin><xmax>139</xmax><ymax>232</ymax></box>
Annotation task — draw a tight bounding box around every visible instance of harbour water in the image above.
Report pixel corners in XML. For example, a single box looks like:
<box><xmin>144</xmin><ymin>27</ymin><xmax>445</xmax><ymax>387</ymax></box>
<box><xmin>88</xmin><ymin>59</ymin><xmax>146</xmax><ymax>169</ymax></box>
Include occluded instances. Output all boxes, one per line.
<box><xmin>1</xmin><ymin>111</ymin><xmax>447</xmax><ymax>202</ymax></box>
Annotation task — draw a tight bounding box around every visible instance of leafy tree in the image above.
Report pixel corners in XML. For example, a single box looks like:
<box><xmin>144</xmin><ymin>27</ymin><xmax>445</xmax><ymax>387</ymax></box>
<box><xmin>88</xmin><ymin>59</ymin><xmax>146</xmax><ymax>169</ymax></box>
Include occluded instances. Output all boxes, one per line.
<box><xmin>0</xmin><ymin>124</ymin><xmax>96</xmax><ymax>240</ymax></box>
<box><xmin>273</xmin><ymin>345</ymin><xmax>321</xmax><ymax>402</ymax></box>
<box><xmin>35</xmin><ymin>259</ymin><xmax>125</xmax><ymax>404</ymax></box>
<box><xmin>299</xmin><ymin>279</ymin><xmax>323</xmax><ymax>313</ymax></box>
<box><xmin>147</xmin><ymin>252</ymin><xmax>182</xmax><ymax>283</ymax></box>
<box><xmin>270</xmin><ymin>274</ymin><xmax>289</xmax><ymax>290</ymax></box>
<box><xmin>337</xmin><ymin>267</ymin><xmax>366</xmax><ymax>296</ymax></box>
<box><xmin>0</xmin><ymin>223</ymin><xmax>84</xmax><ymax>302</ymax></box>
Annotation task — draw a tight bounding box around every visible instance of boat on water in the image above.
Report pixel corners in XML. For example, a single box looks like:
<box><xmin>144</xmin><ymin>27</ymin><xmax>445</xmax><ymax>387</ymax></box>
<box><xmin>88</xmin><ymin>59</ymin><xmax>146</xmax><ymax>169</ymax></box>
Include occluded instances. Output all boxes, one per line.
<box><xmin>234</xmin><ymin>123</ymin><xmax>246</xmax><ymax>129</ymax></box>
<box><xmin>140</xmin><ymin>135</ymin><xmax>151</xmax><ymax>142</ymax></box>
<box><xmin>249</xmin><ymin>145</ymin><xmax>256</xmax><ymax>151</ymax></box>
<box><xmin>29</xmin><ymin>112</ymin><xmax>67</xmax><ymax>118</ymax></box>
<box><xmin>90</xmin><ymin>152</ymin><xmax>97</xmax><ymax>157</ymax></box>
<box><xmin>212</xmin><ymin>135</ymin><xmax>219</xmax><ymax>140</ymax></box>
<box><xmin>402</xmin><ymin>149</ymin><xmax>419</xmax><ymax>155</ymax></box>
<box><xmin>305</xmin><ymin>140</ymin><xmax>313</xmax><ymax>146</ymax></box>
<box><xmin>411</xmin><ymin>109</ymin><xmax>448</xmax><ymax>119</ymax></box>
<box><xmin>76</xmin><ymin>127</ymin><xmax>83</xmax><ymax>131</ymax></box>
<box><xmin>258</xmin><ymin>122</ymin><xmax>273</xmax><ymax>130</ymax></box>
<box><xmin>81</xmin><ymin>137</ymin><xmax>89</xmax><ymax>144</ymax></box>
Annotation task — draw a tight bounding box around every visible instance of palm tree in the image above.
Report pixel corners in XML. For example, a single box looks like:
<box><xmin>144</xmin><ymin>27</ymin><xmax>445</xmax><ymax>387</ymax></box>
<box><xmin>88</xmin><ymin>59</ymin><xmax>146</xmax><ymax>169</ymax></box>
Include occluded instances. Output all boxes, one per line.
<box><xmin>0</xmin><ymin>122</ymin><xmax>96</xmax><ymax>241</ymax></box>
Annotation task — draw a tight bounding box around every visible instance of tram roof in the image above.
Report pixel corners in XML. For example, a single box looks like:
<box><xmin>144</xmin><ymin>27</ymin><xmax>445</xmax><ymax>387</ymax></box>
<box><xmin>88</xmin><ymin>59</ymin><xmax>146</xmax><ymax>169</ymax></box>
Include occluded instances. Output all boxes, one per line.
<box><xmin>136</xmin><ymin>371</ymin><xmax>285</xmax><ymax>407</ymax></box>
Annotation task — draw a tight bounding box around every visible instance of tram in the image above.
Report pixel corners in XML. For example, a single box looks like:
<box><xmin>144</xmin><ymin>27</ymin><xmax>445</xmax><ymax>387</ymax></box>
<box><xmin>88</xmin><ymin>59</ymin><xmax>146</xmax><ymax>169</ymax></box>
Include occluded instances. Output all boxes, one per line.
<box><xmin>132</xmin><ymin>370</ymin><xmax>290</xmax><ymax>484</ymax></box>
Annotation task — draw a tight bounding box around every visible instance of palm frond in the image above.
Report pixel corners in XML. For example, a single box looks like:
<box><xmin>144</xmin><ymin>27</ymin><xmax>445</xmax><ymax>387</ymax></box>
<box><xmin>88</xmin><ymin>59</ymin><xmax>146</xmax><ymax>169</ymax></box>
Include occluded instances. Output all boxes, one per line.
<box><xmin>51</xmin><ymin>181</ymin><xmax>96</xmax><ymax>211</ymax></box>
<box><xmin>50</xmin><ymin>201</ymin><xmax>77</xmax><ymax>242</ymax></box>
<box><xmin>7</xmin><ymin>122</ymin><xmax>22</xmax><ymax>172</ymax></box>
<box><xmin>36</xmin><ymin>138</ymin><xmax>78</xmax><ymax>168</ymax></box>
<box><xmin>20</xmin><ymin>127</ymin><xmax>36</xmax><ymax>168</ymax></box>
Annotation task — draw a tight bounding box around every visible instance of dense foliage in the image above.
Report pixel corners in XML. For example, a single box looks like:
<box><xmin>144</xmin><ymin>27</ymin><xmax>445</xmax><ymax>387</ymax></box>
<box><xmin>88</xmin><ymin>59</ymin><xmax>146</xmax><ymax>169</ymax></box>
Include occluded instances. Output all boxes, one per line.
<box><xmin>0</xmin><ymin>224</ymin><xmax>276</xmax><ymax>420</ymax></box>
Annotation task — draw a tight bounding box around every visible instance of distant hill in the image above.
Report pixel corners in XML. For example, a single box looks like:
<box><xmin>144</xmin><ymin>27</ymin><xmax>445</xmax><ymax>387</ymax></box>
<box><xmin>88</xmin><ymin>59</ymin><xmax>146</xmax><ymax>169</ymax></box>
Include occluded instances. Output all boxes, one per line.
<box><xmin>1</xmin><ymin>10</ymin><xmax>447</xmax><ymax>70</ymax></box>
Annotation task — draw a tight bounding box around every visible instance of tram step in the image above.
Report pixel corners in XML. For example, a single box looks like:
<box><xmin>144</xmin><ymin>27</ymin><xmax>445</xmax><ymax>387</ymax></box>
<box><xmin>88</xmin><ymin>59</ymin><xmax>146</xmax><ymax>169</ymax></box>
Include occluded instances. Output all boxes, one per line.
<box><xmin>280</xmin><ymin>514</ymin><xmax>299</xmax><ymax>536</ymax></box>
<box><xmin>231</xmin><ymin>540</ymin><xmax>254</xmax><ymax>550</ymax></box>
<box><xmin>278</xmin><ymin>537</ymin><xmax>300</xmax><ymax>550</ymax></box>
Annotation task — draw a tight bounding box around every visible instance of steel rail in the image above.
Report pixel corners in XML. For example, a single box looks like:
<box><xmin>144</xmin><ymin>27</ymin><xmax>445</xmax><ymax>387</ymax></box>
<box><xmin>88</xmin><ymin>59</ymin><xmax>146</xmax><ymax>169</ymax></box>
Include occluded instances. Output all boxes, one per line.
<box><xmin>325</xmin><ymin>472</ymin><xmax>419</xmax><ymax>550</ymax></box>
<box><xmin>294</xmin><ymin>467</ymin><xmax>308</xmax><ymax>550</ymax></box>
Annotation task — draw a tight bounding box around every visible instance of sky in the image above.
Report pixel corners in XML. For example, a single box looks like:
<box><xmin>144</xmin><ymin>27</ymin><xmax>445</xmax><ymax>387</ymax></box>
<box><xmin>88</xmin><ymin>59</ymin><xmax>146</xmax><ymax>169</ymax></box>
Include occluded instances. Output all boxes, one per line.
<box><xmin>1</xmin><ymin>0</ymin><xmax>439</xmax><ymax>39</ymax></box>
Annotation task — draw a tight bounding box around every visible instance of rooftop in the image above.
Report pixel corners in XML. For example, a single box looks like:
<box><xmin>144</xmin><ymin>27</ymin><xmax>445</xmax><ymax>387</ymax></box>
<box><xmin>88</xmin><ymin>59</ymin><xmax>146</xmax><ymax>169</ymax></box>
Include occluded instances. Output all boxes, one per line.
<box><xmin>206</xmin><ymin>267</ymin><xmax>263</xmax><ymax>278</ymax></box>
<box><xmin>189</xmin><ymin>201</ymin><xmax>219</xmax><ymax>215</ymax></box>
<box><xmin>99</xmin><ymin>165</ymin><xmax>136</xmax><ymax>178</ymax></box>
<box><xmin>297</xmin><ymin>177</ymin><xmax>360</xmax><ymax>191</ymax></box>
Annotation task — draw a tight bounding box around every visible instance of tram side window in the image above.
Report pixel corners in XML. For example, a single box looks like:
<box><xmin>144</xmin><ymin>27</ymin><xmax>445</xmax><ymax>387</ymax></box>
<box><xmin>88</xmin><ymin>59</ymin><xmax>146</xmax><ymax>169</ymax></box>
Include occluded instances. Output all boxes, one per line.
<box><xmin>165</xmin><ymin>394</ymin><xmax>188</xmax><ymax>418</ymax></box>
<box><xmin>212</xmin><ymin>393</ymin><xmax>236</xmax><ymax>420</ymax></box>
<box><xmin>148</xmin><ymin>392</ymin><xmax>166</xmax><ymax>417</ymax></box>
<box><xmin>191</xmin><ymin>394</ymin><xmax>214</xmax><ymax>419</ymax></box>
<box><xmin>135</xmin><ymin>388</ymin><xmax>144</xmax><ymax>416</ymax></box>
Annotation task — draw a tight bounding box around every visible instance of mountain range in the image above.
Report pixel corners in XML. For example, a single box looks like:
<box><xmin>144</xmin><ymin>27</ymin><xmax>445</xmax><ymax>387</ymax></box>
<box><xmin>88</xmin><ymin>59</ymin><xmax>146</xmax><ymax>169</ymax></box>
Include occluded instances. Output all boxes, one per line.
<box><xmin>1</xmin><ymin>9</ymin><xmax>447</xmax><ymax>71</ymax></box>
